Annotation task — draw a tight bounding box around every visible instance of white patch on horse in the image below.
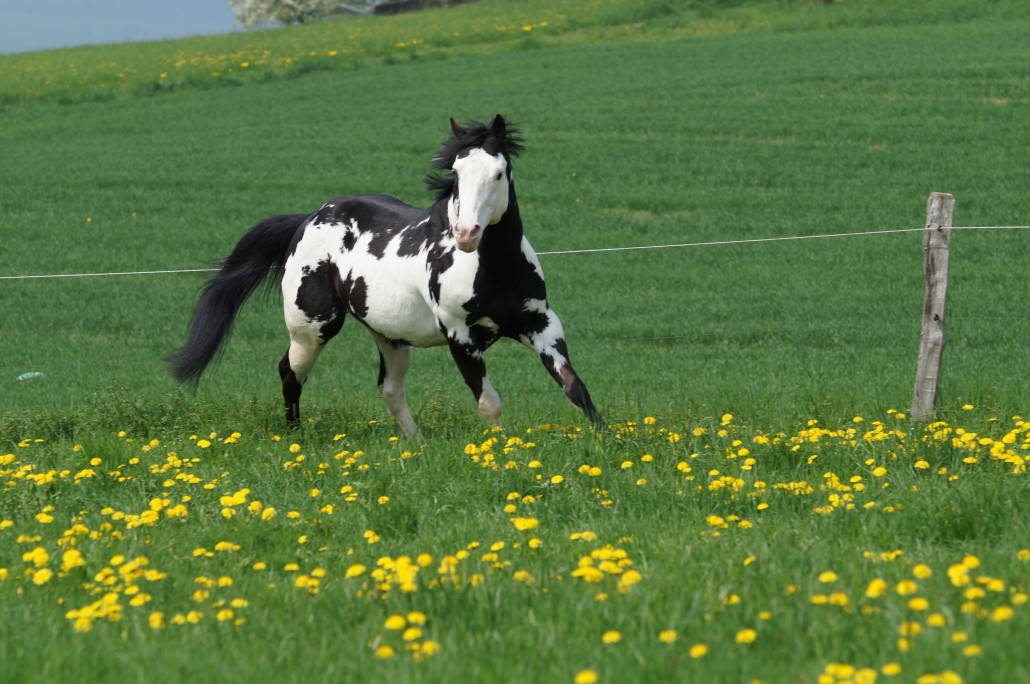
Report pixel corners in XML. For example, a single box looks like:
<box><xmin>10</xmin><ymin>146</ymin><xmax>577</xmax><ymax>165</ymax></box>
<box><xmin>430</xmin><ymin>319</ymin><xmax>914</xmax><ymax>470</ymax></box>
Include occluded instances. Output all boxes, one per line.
<box><xmin>347</xmin><ymin>241</ymin><xmax>444</xmax><ymax>347</ymax></box>
<box><xmin>434</xmin><ymin>250</ymin><xmax>481</xmax><ymax>329</ymax></box>
<box><xmin>520</xmin><ymin>299</ymin><xmax>567</xmax><ymax>370</ymax></box>
<box><xmin>474</xmin><ymin>316</ymin><xmax>499</xmax><ymax>334</ymax></box>
<box><xmin>520</xmin><ymin>238</ymin><xmax>544</xmax><ymax>278</ymax></box>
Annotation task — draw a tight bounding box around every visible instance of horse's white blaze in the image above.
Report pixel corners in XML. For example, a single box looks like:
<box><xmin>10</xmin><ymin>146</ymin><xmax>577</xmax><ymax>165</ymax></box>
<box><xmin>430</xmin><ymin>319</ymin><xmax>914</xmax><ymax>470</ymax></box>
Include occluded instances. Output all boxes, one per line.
<box><xmin>450</xmin><ymin>148</ymin><xmax>509</xmax><ymax>252</ymax></box>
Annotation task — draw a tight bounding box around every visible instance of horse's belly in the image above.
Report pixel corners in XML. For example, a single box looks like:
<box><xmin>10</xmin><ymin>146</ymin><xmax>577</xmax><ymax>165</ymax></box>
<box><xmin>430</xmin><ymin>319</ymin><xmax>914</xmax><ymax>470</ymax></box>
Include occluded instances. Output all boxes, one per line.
<box><xmin>355</xmin><ymin>261</ymin><xmax>446</xmax><ymax>347</ymax></box>
<box><xmin>361</xmin><ymin>296</ymin><xmax>446</xmax><ymax>347</ymax></box>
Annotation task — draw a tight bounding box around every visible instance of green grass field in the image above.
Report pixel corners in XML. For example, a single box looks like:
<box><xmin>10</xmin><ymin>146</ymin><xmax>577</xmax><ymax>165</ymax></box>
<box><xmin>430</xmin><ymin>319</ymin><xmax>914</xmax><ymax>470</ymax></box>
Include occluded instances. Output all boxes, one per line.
<box><xmin>1</xmin><ymin>1</ymin><xmax>1028</xmax><ymax>682</ymax></box>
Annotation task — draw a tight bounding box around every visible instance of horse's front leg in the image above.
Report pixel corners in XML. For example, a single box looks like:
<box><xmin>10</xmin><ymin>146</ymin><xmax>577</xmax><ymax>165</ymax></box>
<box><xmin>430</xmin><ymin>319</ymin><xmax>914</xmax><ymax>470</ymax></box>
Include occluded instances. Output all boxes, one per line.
<box><xmin>370</xmin><ymin>332</ymin><xmax>419</xmax><ymax>438</ymax></box>
<box><xmin>445</xmin><ymin>332</ymin><xmax>502</xmax><ymax>426</ymax></box>
<box><xmin>521</xmin><ymin>305</ymin><xmax>602</xmax><ymax>428</ymax></box>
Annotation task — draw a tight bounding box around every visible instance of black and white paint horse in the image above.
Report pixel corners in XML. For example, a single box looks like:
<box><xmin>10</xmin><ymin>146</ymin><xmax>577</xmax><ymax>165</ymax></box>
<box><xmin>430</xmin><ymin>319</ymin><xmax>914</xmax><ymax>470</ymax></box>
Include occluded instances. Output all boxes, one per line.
<box><xmin>168</xmin><ymin>115</ymin><xmax>600</xmax><ymax>435</ymax></box>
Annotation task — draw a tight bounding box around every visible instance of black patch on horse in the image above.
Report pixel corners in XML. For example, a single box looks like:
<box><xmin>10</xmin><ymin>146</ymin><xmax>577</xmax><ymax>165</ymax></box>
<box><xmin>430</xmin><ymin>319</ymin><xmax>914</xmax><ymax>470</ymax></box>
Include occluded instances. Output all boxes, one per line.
<box><xmin>296</xmin><ymin>260</ymin><xmax>344</xmax><ymax>340</ymax></box>
<box><xmin>397</xmin><ymin>227</ymin><xmax>424</xmax><ymax>258</ymax></box>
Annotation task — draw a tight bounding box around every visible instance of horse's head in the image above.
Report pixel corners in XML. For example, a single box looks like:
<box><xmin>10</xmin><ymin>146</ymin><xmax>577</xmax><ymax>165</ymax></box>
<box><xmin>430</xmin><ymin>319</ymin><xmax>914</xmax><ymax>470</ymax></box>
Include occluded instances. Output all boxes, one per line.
<box><xmin>427</xmin><ymin>114</ymin><xmax>524</xmax><ymax>253</ymax></box>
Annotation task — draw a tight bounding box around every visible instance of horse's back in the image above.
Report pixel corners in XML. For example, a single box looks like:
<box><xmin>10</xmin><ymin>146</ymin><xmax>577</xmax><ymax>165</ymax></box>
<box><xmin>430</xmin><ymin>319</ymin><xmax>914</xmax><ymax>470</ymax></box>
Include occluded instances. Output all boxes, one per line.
<box><xmin>311</xmin><ymin>194</ymin><xmax>425</xmax><ymax>231</ymax></box>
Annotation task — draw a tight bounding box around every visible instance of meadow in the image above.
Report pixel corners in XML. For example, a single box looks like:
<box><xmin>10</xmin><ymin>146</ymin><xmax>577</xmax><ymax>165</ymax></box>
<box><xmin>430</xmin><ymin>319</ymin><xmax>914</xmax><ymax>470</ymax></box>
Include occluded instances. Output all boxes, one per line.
<box><xmin>1</xmin><ymin>0</ymin><xmax>1029</xmax><ymax>682</ymax></box>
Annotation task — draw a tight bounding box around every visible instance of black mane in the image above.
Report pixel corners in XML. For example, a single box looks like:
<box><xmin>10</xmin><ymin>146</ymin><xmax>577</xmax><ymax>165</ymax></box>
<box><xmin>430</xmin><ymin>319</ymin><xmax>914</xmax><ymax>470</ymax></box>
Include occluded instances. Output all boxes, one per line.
<box><xmin>425</xmin><ymin>117</ymin><xmax>525</xmax><ymax>202</ymax></box>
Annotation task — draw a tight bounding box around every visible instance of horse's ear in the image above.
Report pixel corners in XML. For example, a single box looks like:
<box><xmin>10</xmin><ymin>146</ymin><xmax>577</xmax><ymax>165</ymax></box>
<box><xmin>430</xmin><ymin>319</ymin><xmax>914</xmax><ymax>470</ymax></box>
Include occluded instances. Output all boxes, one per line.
<box><xmin>490</xmin><ymin>114</ymin><xmax>506</xmax><ymax>139</ymax></box>
<box><xmin>450</xmin><ymin>118</ymin><xmax>466</xmax><ymax>138</ymax></box>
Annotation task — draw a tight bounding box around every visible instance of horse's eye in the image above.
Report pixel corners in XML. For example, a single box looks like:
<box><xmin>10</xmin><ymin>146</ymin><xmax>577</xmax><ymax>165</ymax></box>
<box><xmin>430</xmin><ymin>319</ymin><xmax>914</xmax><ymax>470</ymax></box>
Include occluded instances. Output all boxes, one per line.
<box><xmin>495</xmin><ymin>171</ymin><xmax>504</xmax><ymax>181</ymax></box>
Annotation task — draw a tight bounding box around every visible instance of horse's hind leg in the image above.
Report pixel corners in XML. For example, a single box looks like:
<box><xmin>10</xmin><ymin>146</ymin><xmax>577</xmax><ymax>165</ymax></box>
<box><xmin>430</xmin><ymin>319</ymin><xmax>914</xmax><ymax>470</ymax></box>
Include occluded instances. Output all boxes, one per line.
<box><xmin>370</xmin><ymin>332</ymin><xmax>418</xmax><ymax>437</ymax></box>
<box><xmin>279</xmin><ymin>332</ymin><xmax>327</xmax><ymax>426</ymax></box>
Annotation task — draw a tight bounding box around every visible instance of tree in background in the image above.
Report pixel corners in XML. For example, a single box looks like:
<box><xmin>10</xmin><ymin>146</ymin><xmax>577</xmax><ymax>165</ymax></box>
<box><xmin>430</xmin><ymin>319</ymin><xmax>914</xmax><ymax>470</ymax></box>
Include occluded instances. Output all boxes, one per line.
<box><xmin>228</xmin><ymin>0</ymin><xmax>375</xmax><ymax>28</ymax></box>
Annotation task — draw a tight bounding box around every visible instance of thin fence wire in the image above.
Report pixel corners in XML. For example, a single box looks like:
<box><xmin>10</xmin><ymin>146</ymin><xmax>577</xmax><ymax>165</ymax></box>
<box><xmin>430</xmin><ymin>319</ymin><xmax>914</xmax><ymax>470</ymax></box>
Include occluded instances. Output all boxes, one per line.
<box><xmin>2</xmin><ymin>225</ymin><xmax>1027</xmax><ymax>373</ymax></box>
<box><xmin>1</xmin><ymin>225</ymin><xmax>1027</xmax><ymax>281</ymax></box>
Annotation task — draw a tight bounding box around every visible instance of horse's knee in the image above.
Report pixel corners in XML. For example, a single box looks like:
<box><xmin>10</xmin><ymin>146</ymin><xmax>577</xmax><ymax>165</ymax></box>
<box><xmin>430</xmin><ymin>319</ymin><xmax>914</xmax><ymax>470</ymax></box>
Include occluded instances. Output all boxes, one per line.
<box><xmin>380</xmin><ymin>381</ymin><xmax>402</xmax><ymax>406</ymax></box>
<box><xmin>477</xmin><ymin>382</ymin><xmax>502</xmax><ymax>425</ymax></box>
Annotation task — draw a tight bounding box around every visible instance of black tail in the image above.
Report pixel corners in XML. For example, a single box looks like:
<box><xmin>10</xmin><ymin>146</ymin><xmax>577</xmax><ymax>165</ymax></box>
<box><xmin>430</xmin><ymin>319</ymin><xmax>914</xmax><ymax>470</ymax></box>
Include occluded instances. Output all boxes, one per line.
<box><xmin>166</xmin><ymin>214</ymin><xmax>309</xmax><ymax>386</ymax></box>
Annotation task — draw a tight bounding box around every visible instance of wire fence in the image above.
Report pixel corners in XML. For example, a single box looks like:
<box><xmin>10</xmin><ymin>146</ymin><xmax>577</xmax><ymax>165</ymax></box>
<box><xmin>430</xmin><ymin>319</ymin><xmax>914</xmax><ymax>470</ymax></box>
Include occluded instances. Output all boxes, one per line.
<box><xmin>1</xmin><ymin>225</ymin><xmax>1027</xmax><ymax>281</ymax></box>
<box><xmin>2</xmin><ymin>223</ymin><xmax>1028</xmax><ymax>373</ymax></box>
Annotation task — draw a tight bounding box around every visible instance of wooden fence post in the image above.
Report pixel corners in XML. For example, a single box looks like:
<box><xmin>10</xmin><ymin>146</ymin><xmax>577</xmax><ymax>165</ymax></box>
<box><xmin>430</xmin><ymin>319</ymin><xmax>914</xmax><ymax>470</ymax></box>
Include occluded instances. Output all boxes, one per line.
<box><xmin>910</xmin><ymin>192</ymin><xmax>955</xmax><ymax>420</ymax></box>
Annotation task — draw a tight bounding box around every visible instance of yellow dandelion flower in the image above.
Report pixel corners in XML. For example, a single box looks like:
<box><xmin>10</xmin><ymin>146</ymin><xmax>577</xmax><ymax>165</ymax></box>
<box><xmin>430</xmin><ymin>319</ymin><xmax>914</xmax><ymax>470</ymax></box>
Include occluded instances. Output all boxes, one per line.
<box><xmin>574</xmin><ymin>670</ymin><xmax>599</xmax><ymax>684</ymax></box>
<box><xmin>601</xmin><ymin>630</ymin><xmax>621</xmax><ymax>644</ymax></box>
<box><xmin>384</xmin><ymin>614</ymin><xmax>407</xmax><ymax>630</ymax></box>
<box><xmin>512</xmin><ymin>517</ymin><xmax>539</xmax><ymax>531</ymax></box>
<box><xmin>658</xmin><ymin>629</ymin><xmax>677</xmax><ymax>643</ymax></box>
<box><xmin>896</xmin><ymin>579</ymin><xmax>918</xmax><ymax>596</ymax></box>
<box><xmin>735</xmin><ymin>628</ymin><xmax>757</xmax><ymax>644</ymax></box>
<box><xmin>991</xmin><ymin>605</ymin><xmax>1015</xmax><ymax>622</ymax></box>
<box><xmin>881</xmin><ymin>662</ymin><xmax>902</xmax><ymax>676</ymax></box>
<box><xmin>689</xmin><ymin>643</ymin><xmax>709</xmax><ymax>658</ymax></box>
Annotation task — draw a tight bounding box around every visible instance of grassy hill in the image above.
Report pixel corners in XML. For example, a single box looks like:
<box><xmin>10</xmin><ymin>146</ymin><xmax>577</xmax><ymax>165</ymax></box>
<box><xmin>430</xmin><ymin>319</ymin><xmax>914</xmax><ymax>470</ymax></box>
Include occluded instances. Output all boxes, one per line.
<box><xmin>3</xmin><ymin>0</ymin><xmax>1029</xmax><ymax>107</ymax></box>
<box><xmin>1</xmin><ymin>2</ymin><xmax>1029</xmax><ymax>683</ymax></box>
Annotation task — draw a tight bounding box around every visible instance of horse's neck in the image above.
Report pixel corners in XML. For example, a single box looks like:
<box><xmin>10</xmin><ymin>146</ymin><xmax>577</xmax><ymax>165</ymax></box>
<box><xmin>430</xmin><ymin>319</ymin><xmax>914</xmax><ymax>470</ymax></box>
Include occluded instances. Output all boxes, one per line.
<box><xmin>478</xmin><ymin>189</ymin><xmax>524</xmax><ymax>262</ymax></box>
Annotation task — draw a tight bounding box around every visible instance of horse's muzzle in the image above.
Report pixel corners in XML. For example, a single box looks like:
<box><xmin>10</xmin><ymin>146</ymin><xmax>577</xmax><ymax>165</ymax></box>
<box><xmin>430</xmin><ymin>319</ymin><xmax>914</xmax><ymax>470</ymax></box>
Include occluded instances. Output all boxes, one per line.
<box><xmin>454</xmin><ymin>225</ymin><xmax>482</xmax><ymax>252</ymax></box>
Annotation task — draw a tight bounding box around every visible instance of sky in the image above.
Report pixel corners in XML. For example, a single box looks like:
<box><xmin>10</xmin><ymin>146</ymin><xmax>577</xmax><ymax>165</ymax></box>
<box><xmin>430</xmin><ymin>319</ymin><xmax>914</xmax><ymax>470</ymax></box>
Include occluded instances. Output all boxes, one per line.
<box><xmin>0</xmin><ymin>0</ymin><xmax>239</xmax><ymax>55</ymax></box>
